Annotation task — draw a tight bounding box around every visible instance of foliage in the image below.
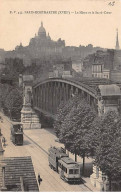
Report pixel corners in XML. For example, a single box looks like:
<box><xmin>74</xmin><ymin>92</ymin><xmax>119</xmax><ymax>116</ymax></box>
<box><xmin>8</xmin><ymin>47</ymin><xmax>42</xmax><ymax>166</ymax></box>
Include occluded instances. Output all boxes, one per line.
<box><xmin>39</xmin><ymin>113</ymin><xmax>54</xmax><ymax>128</ymax></box>
<box><xmin>54</xmin><ymin>95</ymin><xmax>96</xmax><ymax>174</ymax></box>
<box><xmin>59</xmin><ymin>99</ymin><xmax>96</xmax><ymax>157</ymax></box>
<box><xmin>0</xmin><ymin>83</ymin><xmax>22</xmax><ymax>120</ymax></box>
<box><xmin>90</xmin><ymin>111</ymin><xmax>121</xmax><ymax>190</ymax></box>
<box><xmin>53</xmin><ymin>95</ymin><xmax>80</xmax><ymax>137</ymax></box>
<box><xmin>0</xmin><ymin>84</ymin><xmax>12</xmax><ymax>109</ymax></box>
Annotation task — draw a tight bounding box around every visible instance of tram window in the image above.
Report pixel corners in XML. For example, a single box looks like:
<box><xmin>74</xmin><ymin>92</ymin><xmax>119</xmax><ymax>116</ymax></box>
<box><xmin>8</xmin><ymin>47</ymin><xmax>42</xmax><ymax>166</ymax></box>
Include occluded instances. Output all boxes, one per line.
<box><xmin>64</xmin><ymin>167</ymin><xmax>66</xmax><ymax>172</ymax></box>
<box><xmin>58</xmin><ymin>162</ymin><xmax>61</xmax><ymax>168</ymax></box>
<box><xmin>61</xmin><ymin>165</ymin><xmax>67</xmax><ymax>173</ymax></box>
<box><xmin>74</xmin><ymin>169</ymin><xmax>79</xmax><ymax>174</ymax></box>
<box><xmin>65</xmin><ymin>168</ymin><xmax>67</xmax><ymax>173</ymax></box>
<box><xmin>69</xmin><ymin>169</ymin><xmax>74</xmax><ymax>174</ymax></box>
<box><xmin>63</xmin><ymin>166</ymin><xmax>65</xmax><ymax>172</ymax></box>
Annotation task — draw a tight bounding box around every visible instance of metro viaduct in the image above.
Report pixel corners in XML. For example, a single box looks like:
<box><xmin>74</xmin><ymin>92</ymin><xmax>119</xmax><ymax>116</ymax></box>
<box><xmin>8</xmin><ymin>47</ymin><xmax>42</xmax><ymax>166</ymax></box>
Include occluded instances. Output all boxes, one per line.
<box><xmin>33</xmin><ymin>78</ymin><xmax>99</xmax><ymax>118</ymax></box>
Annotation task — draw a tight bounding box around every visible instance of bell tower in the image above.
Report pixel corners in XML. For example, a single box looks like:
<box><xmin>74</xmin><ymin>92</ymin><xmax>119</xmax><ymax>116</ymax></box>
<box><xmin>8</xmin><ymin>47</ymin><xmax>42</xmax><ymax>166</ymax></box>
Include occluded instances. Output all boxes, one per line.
<box><xmin>115</xmin><ymin>29</ymin><xmax>120</xmax><ymax>50</ymax></box>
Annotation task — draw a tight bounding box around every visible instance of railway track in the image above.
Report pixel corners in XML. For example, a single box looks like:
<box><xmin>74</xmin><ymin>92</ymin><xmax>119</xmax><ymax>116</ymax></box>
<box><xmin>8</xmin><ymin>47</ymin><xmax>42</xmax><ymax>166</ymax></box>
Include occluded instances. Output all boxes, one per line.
<box><xmin>24</xmin><ymin>133</ymin><xmax>49</xmax><ymax>156</ymax></box>
<box><xmin>0</xmin><ymin>113</ymin><xmax>93</xmax><ymax>192</ymax></box>
<box><xmin>24</xmin><ymin>133</ymin><xmax>93</xmax><ymax>192</ymax></box>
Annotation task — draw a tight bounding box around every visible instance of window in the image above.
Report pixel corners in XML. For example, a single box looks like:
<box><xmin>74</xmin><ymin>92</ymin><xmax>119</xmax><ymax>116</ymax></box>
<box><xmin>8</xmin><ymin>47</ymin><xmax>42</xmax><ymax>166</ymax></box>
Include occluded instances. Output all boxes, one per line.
<box><xmin>74</xmin><ymin>169</ymin><xmax>79</xmax><ymax>174</ymax></box>
<box><xmin>65</xmin><ymin>168</ymin><xmax>67</xmax><ymax>173</ymax></box>
<box><xmin>59</xmin><ymin>163</ymin><xmax>67</xmax><ymax>173</ymax></box>
<box><xmin>69</xmin><ymin>169</ymin><xmax>79</xmax><ymax>174</ymax></box>
<box><xmin>69</xmin><ymin>169</ymin><xmax>74</xmax><ymax>174</ymax></box>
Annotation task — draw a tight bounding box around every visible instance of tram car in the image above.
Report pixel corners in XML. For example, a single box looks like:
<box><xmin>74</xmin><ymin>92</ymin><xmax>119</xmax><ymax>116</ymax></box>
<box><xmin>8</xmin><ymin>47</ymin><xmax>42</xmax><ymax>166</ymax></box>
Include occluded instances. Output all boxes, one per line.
<box><xmin>48</xmin><ymin>146</ymin><xmax>81</xmax><ymax>183</ymax></box>
<box><xmin>10</xmin><ymin>123</ymin><xmax>23</xmax><ymax>145</ymax></box>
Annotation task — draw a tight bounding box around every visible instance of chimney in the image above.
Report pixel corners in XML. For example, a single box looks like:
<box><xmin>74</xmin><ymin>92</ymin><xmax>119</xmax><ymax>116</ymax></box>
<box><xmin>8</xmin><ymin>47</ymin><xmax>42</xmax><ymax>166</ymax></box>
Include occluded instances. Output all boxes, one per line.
<box><xmin>20</xmin><ymin>176</ymin><xmax>25</xmax><ymax>191</ymax></box>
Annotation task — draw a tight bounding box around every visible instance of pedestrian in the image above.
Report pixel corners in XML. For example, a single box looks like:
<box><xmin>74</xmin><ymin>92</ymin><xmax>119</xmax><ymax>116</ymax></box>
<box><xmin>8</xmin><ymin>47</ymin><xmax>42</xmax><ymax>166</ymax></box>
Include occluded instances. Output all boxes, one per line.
<box><xmin>38</xmin><ymin>173</ymin><xmax>42</xmax><ymax>185</ymax></box>
<box><xmin>0</xmin><ymin>128</ymin><xmax>2</xmax><ymax>136</ymax></box>
<box><xmin>2</xmin><ymin>137</ymin><xmax>6</xmax><ymax>146</ymax></box>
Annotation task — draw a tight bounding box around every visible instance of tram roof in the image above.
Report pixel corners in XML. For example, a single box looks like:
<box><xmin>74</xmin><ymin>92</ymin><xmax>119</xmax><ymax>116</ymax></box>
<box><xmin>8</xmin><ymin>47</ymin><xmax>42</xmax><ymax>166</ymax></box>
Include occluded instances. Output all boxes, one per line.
<box><xmin>49</xmin><ymin>147</ymin><xmax>68</xmax><ymax>157</ymax></box>
<box><xmin>60</xmin><ymin>157</ymin><xmax>77</xmax><ymax>164</ymax></box>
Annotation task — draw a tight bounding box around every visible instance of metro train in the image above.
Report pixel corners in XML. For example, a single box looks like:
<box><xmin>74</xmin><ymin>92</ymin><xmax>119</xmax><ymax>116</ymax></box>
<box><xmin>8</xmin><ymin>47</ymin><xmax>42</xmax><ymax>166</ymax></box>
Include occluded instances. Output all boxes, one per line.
<box><xmin>48</xmin><ymin>146</ymin><xmax>81</xmax><ymax>183</ymax></box>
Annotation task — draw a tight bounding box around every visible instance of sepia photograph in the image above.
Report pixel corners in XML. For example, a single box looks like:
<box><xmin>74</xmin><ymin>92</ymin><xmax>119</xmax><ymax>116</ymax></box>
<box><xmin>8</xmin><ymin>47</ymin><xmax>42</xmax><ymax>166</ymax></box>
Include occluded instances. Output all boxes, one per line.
<box><xmin>0</xmin><ymin>0</ymin><xmax>121</xmax><ymax>192</ymax></box>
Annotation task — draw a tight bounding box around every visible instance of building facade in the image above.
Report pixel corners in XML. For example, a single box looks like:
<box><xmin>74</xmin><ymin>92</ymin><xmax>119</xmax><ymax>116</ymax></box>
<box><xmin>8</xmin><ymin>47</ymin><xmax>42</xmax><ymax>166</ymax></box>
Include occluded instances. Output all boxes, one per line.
<box><xmin>5</xmin><ymin>22</ymin><xmax>65</xmax><ymax>66</ymax></box>
<box><xmin>92</xmin><ymin>63</ymin><xmax>110</xmax><ymax>79</ymax></box>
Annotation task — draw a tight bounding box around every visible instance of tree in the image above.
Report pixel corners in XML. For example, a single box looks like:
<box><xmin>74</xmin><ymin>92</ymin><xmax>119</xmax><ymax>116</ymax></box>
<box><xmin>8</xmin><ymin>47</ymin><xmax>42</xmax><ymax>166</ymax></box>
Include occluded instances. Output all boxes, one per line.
<box><xmin>90</xmin><ymin>111</ymin><xmax>121</xmax><ymax>191</ymax></box>
<box><xmin>59</xmin><ymin>99</ymin><xmax>96</xmax><ymax>175</ymax></box>
<box><xmin>0</xmin><ymin>83</ymin><xmax>13</xmax><ymax>111</ymax></box>
<box><xmin>53</xmin><ymin>95</ymin><xmax>80</xmax><ymax>137</ymax></box>
<box><xmin>4</xmin><ymin>88</ymin><xmax>23</xmax><ymax>120</ymax></box>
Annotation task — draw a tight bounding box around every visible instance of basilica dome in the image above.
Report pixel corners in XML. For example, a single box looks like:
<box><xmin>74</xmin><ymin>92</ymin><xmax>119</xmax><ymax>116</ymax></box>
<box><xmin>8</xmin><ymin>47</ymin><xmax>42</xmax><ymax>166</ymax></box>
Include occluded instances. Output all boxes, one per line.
<box><xmin>38</xmin><ymin>22</ymin><xmax>46</xmax><ymax>37</ymax></box>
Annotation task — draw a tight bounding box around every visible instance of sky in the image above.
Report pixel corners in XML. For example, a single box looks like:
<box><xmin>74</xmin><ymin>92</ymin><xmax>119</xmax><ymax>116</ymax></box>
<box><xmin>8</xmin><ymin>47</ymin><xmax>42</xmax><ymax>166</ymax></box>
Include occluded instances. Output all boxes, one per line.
<box><xmin>0</xmin><ymin>0</ymin><xmax>121</xmax><ymax>51</ymax></box>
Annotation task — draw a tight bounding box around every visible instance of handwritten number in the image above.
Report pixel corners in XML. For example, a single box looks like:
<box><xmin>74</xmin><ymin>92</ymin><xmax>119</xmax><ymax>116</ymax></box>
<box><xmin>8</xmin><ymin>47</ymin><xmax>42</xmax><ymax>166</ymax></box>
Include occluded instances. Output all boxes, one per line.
<box><xmin>108</xmin><ymin>1</ymin><xmax>115</xmax><ymax>6</ymax></box>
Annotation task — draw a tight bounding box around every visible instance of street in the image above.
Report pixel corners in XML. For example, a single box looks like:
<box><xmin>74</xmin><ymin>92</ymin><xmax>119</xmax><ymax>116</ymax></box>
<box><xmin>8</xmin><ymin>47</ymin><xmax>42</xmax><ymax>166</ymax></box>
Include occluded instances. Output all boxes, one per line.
<box><xmin>0</xmin><ymin>114</ymin><xmax>98</xmax><ymax>192</ymax></box>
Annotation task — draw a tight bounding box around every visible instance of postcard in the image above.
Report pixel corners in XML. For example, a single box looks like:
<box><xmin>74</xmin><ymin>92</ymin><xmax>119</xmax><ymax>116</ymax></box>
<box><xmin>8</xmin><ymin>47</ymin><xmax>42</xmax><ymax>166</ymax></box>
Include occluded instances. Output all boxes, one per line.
<box><xmin>0</xmin><ymin>0</ymin><xmax>121</xmax><ymax>193</ymax></box>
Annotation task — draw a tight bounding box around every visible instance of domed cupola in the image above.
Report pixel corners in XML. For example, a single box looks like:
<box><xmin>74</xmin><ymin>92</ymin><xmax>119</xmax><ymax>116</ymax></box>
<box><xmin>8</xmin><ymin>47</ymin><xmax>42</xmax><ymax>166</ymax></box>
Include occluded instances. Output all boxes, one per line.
<box><xmin>38</xmin><ymin>22</ymin><xmax>46</xmax><ymax>38</ymax></box>
<box><xmin>47</xmin><ymin>32</ymin><xmax>51</xmax><ymax>40</ymax></box>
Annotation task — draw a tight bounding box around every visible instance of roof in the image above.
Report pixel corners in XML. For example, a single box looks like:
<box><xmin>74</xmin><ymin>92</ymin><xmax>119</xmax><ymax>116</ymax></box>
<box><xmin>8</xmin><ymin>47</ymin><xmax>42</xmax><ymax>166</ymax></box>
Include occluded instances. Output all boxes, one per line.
<box><xmin>0</xmin><ymin>156</ymin><xmax>39</xmax><ymax>191</ymax></box>
<box><xmin>60</xmin><ymin>157</ymin><xmax>77</xmax><ymax>164</ymax></box>
<box><xmin>58</xmin><ymin>157</ymin><xmax>80</xmax><ymax>168</ymax></box>
<box><xmin>38</xmin><ymin>22</ymin><xmax>46</xmax><ymax>34</ymax></box>
<box><xmin>49</xmin><ymin>147</ymin><xmax>68</xmax><ymax>158</ymax></box>
<box><xmin>23</xmin><ymin>75</ymin><xmax>33</xmax><ymax>82</ymax></box>
<box><xmin>99</xmin><ymin>84</ymin><xmax>121</xmax><ymax>96</ymax></box>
